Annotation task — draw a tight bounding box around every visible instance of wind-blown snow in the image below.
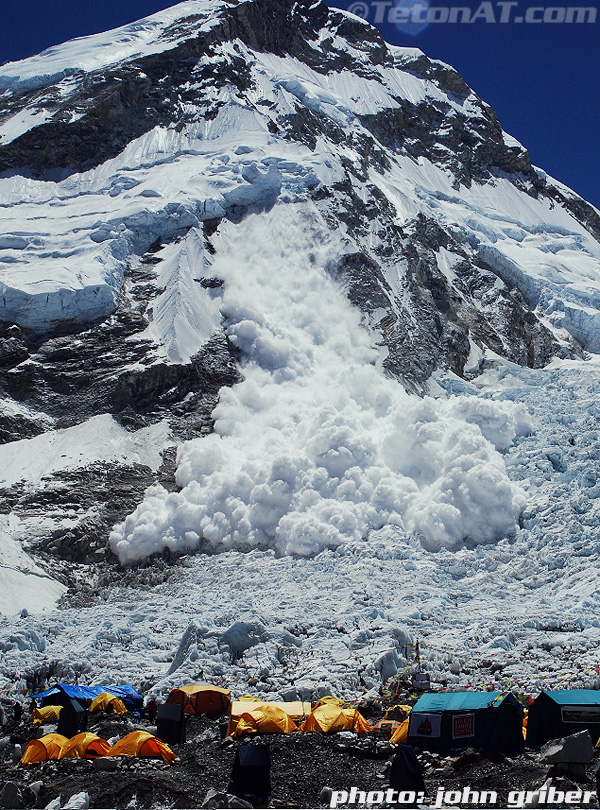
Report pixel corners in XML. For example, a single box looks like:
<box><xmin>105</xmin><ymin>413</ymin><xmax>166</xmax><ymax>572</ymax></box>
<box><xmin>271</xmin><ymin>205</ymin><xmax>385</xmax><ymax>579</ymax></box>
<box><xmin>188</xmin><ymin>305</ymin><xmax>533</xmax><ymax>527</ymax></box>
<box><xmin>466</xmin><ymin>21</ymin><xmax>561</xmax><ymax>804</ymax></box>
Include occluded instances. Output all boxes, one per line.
<box><xmin>110</xmin><ymin>206</ymin><xmax>528</xmax><ymax>562</ymax></box>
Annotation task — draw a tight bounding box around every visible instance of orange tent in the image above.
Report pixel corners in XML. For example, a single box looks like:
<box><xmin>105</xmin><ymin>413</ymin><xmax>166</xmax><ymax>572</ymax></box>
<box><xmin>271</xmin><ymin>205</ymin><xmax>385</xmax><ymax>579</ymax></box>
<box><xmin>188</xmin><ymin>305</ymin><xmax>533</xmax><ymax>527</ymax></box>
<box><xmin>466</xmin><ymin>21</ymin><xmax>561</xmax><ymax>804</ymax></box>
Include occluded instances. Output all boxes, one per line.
<box><xmin>166</xmin><ymin>683</ymin><xmax>231</xmax><ymax>716</ymax></box>
<box><xmin>108</xmin><ymin>731</ymin><xmax>176</xmax><ymax>764</ymax></box>
<box><xmin>20</xmin><ymin>734</ymin><xmax>69</xmax><ymax>765</ymax></box>
<box><xmin>300</xmin><ymin>705</ymin><xmax>373</xmax><ymax>734</ymax></box>
<box><xmin>314</xmin><ymin>696</ymin><xmax>346</xmax><ymax>709</ymax></box>
<box><xmin>59</xmin><ymin>733</ymin><xmax>111</xmax><ymax>759</ymax></box>
<box><xmin>232</xmin><ymin>705</ymin><xmax>298</xmax><ymax>737</ymax></box>
<box><xmin>227</xmin><ymin>700</ymin><xmax>311</xmax><ymax>736</ymax></box>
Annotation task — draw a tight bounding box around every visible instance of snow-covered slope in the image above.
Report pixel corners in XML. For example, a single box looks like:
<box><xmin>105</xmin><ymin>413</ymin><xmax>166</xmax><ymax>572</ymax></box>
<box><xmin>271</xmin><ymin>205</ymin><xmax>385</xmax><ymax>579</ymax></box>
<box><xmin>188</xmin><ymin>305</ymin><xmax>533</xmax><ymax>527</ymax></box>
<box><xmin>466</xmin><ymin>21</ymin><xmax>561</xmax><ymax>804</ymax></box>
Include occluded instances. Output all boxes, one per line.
<box><xmin>1</xmin><ymin>0</ymin><xmax>600</xmax><ymax>701</ymax></box>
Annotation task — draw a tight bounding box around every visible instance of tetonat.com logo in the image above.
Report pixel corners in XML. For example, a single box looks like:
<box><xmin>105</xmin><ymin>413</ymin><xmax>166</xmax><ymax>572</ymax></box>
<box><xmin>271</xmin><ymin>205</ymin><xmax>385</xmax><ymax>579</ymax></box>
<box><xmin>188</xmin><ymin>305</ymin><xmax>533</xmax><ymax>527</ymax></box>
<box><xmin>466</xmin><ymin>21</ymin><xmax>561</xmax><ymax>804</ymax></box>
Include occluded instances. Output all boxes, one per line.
<box><xmin>347</xmin><ymin>0</ymin><xmax>597</xmax><ymax>31</ymax></box>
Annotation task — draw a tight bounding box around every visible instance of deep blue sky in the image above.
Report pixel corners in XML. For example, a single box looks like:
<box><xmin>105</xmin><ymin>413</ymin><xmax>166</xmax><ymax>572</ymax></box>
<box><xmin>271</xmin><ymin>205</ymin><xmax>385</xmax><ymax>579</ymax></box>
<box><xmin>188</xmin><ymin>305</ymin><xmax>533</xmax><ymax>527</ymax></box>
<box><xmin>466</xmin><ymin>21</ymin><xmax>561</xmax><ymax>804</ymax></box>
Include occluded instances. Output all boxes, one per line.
<box><xmin>1</xmin><ymin>0</ymin><xmax>598</xmax><ymax>208</ymax></box>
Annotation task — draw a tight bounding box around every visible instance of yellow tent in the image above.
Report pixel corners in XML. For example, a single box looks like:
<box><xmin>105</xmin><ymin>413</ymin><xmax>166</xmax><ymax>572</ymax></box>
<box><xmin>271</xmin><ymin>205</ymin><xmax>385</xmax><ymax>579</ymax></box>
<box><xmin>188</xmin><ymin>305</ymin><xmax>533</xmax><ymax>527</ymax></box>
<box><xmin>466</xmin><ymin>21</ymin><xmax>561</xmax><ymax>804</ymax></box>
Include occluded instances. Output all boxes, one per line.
<box><xmin>232</xmin><ymin>705</ymin><xmax>298</xmax><ymax>737</ymax></box>
<box><xmin>300</xmin><ymin>704</ymin><xmax>373</xmax><ymax>734</ymax></box>
<box><xmin>227</xmin><ymin>700</ymin><xmax>311</xmax><ymax>737</ymax></box>
<box><xmin>109</xmin><ymin>731</ymin><xmax>176</xmax><ymax>764</ymax></box>
<box><xmin>59</xmin><ymin>733</ymin><xmax>111</xmax><ymax>759</ymax></box>
<box><xmin>166</xmin><ymin>683</ymin><xmax>231</xmax><ymax>716</ymax></box>
<box><xmin>89</xmin><ymin>692</ymin><xmax>127</xmax><ymax>715</ymax></box>
<box><xmin>314</xmin><ymin>696</ymin><xmax>346</xmax><ymax>710</ymax></box>
<box><xmin>20</xmin><ymin>734</ymin><xmax>69</xmax><ymax>765</ymax></box>
<box><xmin>389</xmin><ymin>718</ymin><xmax>410</xmax><ymax>745</ymax></box>
<box><xmin>32</xmin><ymin>705</ymin><xmax>62</xmax><ymax>726</ymax></box>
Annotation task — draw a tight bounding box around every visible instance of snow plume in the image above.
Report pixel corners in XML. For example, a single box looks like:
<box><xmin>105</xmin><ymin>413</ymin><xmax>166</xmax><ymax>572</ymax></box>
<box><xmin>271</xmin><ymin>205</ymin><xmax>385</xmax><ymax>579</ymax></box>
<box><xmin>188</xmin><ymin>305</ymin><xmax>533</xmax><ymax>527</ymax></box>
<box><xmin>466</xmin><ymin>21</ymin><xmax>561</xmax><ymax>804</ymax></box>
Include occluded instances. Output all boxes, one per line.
<box><xmin>110</xmin><ymin>205</ymin><xmax>528</xmax><ymax>563</ymax></box>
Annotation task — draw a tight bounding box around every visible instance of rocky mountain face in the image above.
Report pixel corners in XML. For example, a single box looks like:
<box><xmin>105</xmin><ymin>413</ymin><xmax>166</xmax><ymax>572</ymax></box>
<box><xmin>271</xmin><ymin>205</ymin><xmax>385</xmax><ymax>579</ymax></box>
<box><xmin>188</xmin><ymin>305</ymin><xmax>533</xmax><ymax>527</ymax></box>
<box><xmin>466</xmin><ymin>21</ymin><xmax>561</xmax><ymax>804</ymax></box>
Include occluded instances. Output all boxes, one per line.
<box><xmin>1</xmin><ymin>0</ymin><xmax>600</xmax><ymax>701</ymax></box>
<box><xmin>2</xmin><ymin>0</ymin><xmax>597</xmax><ymax>379</ymax></box>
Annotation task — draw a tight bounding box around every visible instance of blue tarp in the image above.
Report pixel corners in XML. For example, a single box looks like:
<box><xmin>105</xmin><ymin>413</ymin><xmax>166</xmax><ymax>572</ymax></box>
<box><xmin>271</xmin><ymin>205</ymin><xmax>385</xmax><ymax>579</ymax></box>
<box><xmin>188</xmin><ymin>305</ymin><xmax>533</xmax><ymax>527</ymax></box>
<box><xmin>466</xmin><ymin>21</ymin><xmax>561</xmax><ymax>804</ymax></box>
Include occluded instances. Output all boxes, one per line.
<box><xmin>32</xmin><ymin>682</ymin><xmax>143</xmax><ymax>708</ymax></box>
<box><xmin>412</xmin><ymin>691</ymin><xmax>506</xmax><ymax>712</ymax></box>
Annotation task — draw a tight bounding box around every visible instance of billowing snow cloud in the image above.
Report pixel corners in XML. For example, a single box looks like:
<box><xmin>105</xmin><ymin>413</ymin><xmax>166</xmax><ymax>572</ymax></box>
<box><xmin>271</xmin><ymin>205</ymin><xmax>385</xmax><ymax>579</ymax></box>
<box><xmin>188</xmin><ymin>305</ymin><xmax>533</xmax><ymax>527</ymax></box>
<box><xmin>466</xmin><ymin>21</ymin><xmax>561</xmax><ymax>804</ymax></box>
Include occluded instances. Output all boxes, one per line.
<box><xmin>110</xmin><ymin>205</ymin><xmax>529</xmax><ymax>563</ymax></box>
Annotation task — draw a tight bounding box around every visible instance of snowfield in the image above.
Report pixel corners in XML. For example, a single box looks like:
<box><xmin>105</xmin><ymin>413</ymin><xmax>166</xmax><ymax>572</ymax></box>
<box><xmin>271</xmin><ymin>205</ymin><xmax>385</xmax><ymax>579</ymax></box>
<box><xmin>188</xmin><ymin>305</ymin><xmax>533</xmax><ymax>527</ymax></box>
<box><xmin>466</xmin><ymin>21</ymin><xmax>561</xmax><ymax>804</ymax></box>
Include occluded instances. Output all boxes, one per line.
<box><xmin>2</xmin><ymin>0</ymin><xmax>600</xmax><ymax>703</ymax></box>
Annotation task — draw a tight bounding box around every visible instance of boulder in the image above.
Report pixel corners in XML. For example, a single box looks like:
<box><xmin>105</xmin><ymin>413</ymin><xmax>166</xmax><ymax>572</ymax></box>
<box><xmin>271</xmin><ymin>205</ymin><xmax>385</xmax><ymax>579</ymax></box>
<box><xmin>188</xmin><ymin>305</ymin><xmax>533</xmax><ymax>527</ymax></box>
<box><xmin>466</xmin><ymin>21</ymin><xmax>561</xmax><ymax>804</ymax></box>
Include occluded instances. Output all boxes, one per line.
<box><xmin>63</xmin><ymin>793</ymin><xmax>90</xmax><ymax>810</ymax></box>
<box><xmin>201</xmin><ymin>789</ymin><xmax>253</xmax><ymax>809</ymax></box>
<box><xmin>92</xmin><ymin>758</ymin><xmax>119</xmax><ymax>771</ymax></box>
<box><xmin>540</xmin><ymin>730</ymin><xmax>594</xmax><ymax>764</ymax></box>
<box><xmin>0</xmin><ymin>783</ymin><xmax>23</xmax><ymax>809</ymax></box>
<box><xmin>319</xmin><ymin>787</ymin><xmax>333</xmax><ymax>806</ymax></box>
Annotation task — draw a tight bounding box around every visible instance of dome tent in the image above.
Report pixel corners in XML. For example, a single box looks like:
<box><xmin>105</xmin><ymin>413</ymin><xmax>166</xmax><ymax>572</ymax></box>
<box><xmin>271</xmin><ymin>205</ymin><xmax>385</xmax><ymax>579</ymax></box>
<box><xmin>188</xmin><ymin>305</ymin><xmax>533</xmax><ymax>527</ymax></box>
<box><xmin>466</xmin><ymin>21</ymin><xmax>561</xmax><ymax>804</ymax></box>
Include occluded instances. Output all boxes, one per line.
<box><xmin>300</xmin><ymin>704</ymin><xmax>373</xmax><ymax>733</ymax></box>
<box><xmin>20</xmin><ymin>734</ymin><xmax>69</xmax><ymax>765</ymax></box>
<box><xmin>227</xmin><ymin>700</ymin><xmax>311</xmax><ymax>736</ymax></box>
<box><xmin>108</xmin><ymin>731</ymin><xmax>176</xmax><ymax>764</ymax></box>
<box><xmin>59</xmin><ymin>732</ymin><xmax>111</xmax><ymax>759</ymax></box>
<box><xmin>32</xmin><ymin>705</ymin><xmax>62</xmax><ymax>725</ymax></box>
<box><xmin>89</xmin><ymin>692</ymin><xmax>127</xmax><ymax>714</ymax></box>
<box><xmin>166</xmin><ymin>683</ymin><xmax>231</xmax><ymax>716</ymax></box>
<box><xmin>233</xmin><ymin>705</ymin><xmax>298</xmax><ymax>736</ymax></box>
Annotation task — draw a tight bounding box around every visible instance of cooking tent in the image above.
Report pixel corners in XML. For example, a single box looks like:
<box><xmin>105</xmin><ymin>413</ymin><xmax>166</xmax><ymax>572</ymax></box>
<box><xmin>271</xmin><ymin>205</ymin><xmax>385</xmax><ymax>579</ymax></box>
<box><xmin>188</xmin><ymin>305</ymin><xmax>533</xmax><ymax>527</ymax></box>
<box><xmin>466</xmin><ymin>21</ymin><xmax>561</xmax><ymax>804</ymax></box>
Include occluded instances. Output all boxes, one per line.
<box><xmin>32</xmin><ymin>683</ymin><xmax>142</xmax><ymax>710</ymax></box>
<box><xmin>526</xmin><ymin>690</ymin><xmax>600</xmax><ymax>748</ymax></box>
<box><xmin>407</xmin><ymin>691</ymin><xmax>523</xmax><ymax>753</ymax></box>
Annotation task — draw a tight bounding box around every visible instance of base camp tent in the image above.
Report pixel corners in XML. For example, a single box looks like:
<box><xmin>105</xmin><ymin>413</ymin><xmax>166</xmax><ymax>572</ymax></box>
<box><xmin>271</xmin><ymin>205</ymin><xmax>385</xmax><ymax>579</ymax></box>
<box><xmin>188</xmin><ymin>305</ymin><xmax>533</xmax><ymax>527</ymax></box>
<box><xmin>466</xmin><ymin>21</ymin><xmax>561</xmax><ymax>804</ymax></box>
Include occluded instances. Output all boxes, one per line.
<box><xmin>32</xmin><ymin>683</ymin><xmax>142</xmax><ymax>710</ymax></box>
<box><xmin>227</xmin><ymin>700</ymin><xmax>311</xmax><ymax>737</ymax></box>
<box><xmin>300</xmin><ymin>705</ymin><xmax>373</xmax><ymax>734</ymax></box>
<box><xmin>89</xmin><ymin>693</ymin><xmax>127</xmax><ymax>715</ymax></box>
<box><xmin>21</xmin><ymin>732</ymin><xmax>174</xmax><ymax>765</ymax></box>
<box><xmin>32</xmin><ymin>706</ymin><xmax>62</xmax><ymax>725</ymax></box>
<box><xmin>233</xmin><ymin>705</ymin><xmax>298</xmax><ymax>736</ymax></box>
<box><xmin>526</xmin><ymin>690</ymin><xmax>600</xmax><ymax>748</ymax></box>
<box><xmin>59</xmin><ymin>733</ymin><xmax>111</xmax><ymax>759</ymax></box>
<box><xmin>20</xmin><ymin>734</ymin><xmax>69</xmax><ymax>765</ymax></box>
<box><xmin>407</xmin><ymin>692</ymin><xmax>523</xmax><ymax>753</ymax></box>
<box><xmin>166</xmin><ymin>683</ymin><xmax>231</xmax><ymax>716</ymax></box>
<box><xmin>389</xmin><ymin>718</ymin><xmax>410</xmax><ymax>745</ymax></box>
<box><xmin>108</xmin><ymin>731</ymin><xmax>176</xmax><ymax>764</ymax></box>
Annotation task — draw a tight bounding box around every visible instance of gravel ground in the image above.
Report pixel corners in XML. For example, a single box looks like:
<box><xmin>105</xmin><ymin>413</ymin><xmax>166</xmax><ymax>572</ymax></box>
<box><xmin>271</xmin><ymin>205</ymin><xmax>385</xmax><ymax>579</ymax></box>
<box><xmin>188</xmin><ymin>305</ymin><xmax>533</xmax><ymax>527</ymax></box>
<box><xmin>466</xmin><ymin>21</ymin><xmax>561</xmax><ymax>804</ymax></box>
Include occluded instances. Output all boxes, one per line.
<box><xmin>2</xmin><ymin>707</ymin><xmax>600</xmax><ymax>809</ymax></box>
